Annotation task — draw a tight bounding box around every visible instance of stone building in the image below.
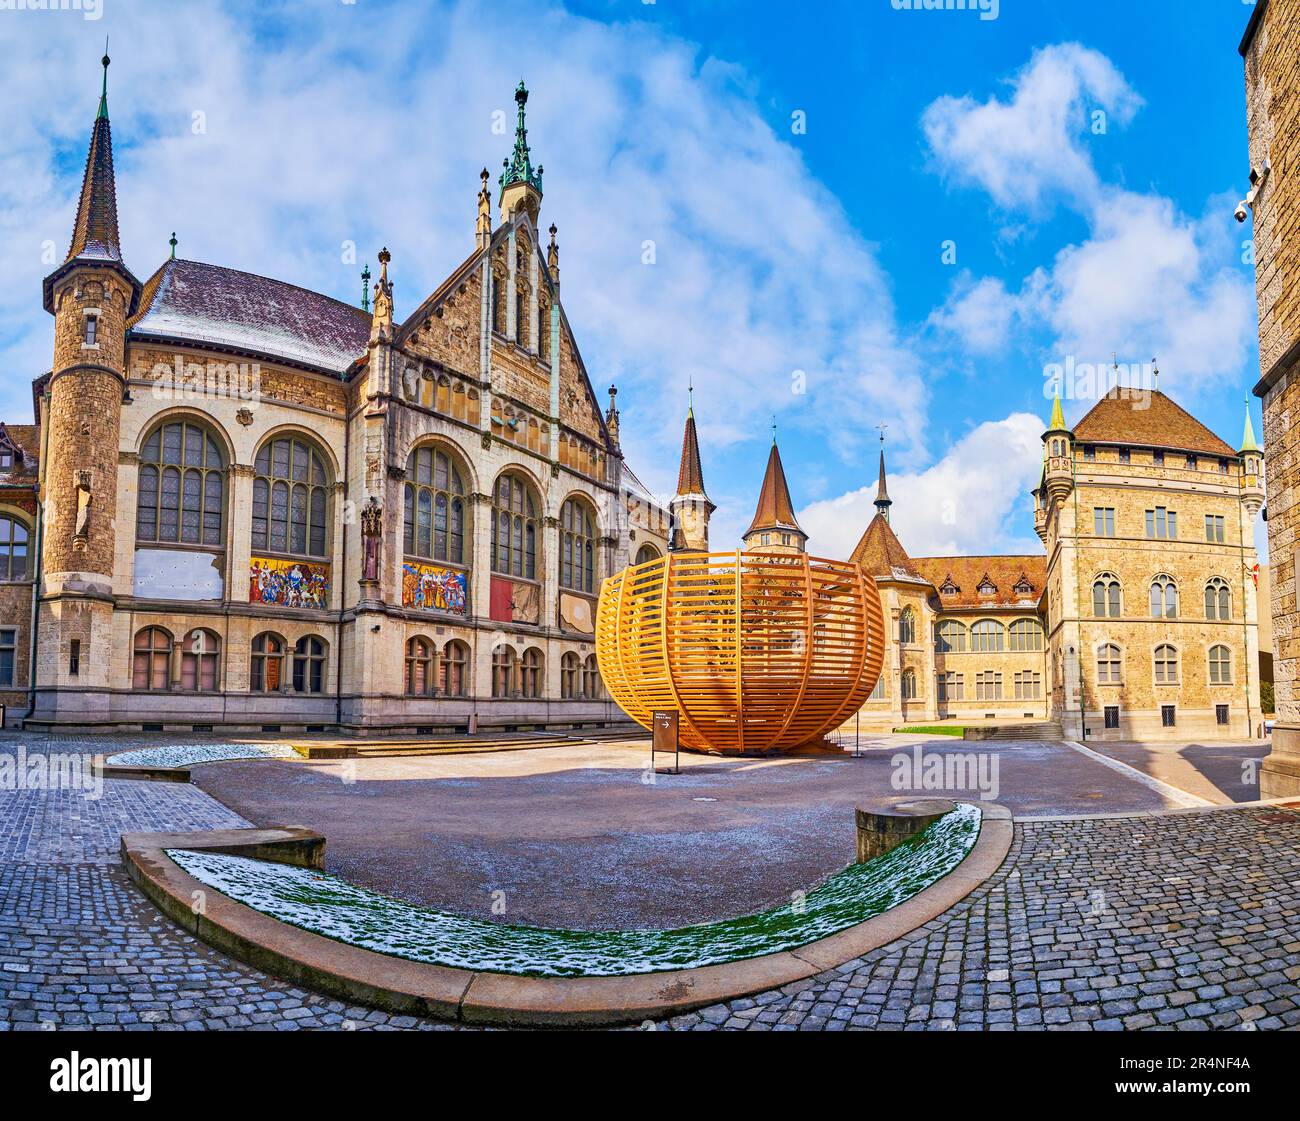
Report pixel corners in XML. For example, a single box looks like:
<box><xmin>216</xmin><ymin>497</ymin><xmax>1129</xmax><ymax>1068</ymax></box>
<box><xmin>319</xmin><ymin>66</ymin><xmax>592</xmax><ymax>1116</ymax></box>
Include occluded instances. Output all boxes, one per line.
<box><xmin>1036</xmin><ymin>390</ymin><xmax>1265</xmax><ymax>742</ymax></box>
<box><xmin>1241</xmin><ymin>0</ymin><xmax>1300</xmax><ymax>793</ymax></box>
<box><xmin>14</xmin><ymin>64</ymin><xmax>669</xmax><ymax>733</ymax></box>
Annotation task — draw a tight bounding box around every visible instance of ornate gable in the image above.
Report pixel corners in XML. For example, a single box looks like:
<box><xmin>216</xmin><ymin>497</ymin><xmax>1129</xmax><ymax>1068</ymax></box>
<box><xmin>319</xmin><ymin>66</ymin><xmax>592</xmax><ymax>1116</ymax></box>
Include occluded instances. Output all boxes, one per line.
<box><xmin>976</xmin><ymin>573</ymin><xmax>997</xmax><ymax>597</ymax></box>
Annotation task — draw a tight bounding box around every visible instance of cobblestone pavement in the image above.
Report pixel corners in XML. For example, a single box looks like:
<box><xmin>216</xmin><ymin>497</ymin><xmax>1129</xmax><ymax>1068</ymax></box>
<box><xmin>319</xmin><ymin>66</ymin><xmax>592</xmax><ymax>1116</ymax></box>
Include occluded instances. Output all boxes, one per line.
<box><xmin>2</xmin><ymin>737</ymin><xmax>1298</xmax><ymax>1030</ymax></box>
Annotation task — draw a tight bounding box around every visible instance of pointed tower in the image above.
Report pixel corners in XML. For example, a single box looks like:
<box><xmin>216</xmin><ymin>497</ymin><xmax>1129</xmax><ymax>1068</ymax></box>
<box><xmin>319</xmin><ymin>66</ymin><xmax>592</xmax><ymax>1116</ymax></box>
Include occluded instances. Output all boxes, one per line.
<box><xmin>475</xmin><ymin>168</ymin><xmax>492</xmax><ymax>250</ymax></box>
<box><xmin>499</xmin><ymin>80</ymin><xmax>543</xmax><ymax>224</ymax></box>
<box><xmin>38</xmin><ymin>53</ymin><xmax>143</xmax><ymax>718</ymax></box>
<box><xmin>743</xmin><ymin>435</ymin><xmax>807</xmax><ymax>554</ymax></box>
<box><xmin>1042</xmin><ymin>390</ymin><xmax>1074</xmax><ymax>506</ymax></box>
<box><xmin>669</xmin><ymin>394</ymin><xmax>714</xmax><ymax>552</ymax></box>
<box><xmin>1240</xmin><ymin>400</ymin><xmax>1266</xmax><ymax>520</ymax></box>
<box><xmin>874</xmin><ymin>441</ymin><xmax>893</xmax><ymax>523</ymax></box>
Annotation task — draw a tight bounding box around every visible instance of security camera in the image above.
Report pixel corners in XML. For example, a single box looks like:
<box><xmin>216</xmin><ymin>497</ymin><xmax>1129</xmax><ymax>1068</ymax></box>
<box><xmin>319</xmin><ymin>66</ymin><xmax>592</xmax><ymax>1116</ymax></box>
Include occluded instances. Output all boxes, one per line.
<box><xmin>1235</xmin><ymin>200</ymin><xmax>1249</xmax><ymax>223</ymax></box>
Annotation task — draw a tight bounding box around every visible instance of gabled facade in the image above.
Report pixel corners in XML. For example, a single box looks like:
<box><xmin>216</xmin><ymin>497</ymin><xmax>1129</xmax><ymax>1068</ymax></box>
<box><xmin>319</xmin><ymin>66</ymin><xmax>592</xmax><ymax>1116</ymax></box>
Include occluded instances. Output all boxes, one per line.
<box><xmin>15</xmin><ymin>64</ymin><xmax>669</xmax><ymax>732</ymax></box>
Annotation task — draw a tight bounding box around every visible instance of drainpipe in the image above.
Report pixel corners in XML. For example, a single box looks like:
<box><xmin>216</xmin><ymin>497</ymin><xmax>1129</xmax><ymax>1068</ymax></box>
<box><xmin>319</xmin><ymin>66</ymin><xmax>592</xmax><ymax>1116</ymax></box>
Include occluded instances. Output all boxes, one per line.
<box><xmin>22</xmin><ymin>389</ymin><xmax>51</xmax><ymax>726</ymax></box>
<box><xmin>335</xmin><ymin>394</ymin><xmax>351</xmax><ymax>729</ymax></box>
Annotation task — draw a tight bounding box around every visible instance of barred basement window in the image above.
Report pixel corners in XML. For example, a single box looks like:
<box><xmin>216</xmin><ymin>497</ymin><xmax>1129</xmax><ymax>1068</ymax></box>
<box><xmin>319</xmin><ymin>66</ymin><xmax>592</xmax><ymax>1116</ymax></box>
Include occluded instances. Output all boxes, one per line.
<box><xmin>492</xmin><ymin>474</ymin><xmax>537</xmax><ymax>580</ymax></box>
<box><xmin>404</xmin><ymin>446</ymin><xmax>467</xmax><ymax>564</ymax></box>
<box><xmin>137</xmin><ymin>421</ymin><xmax>226</xmax><ymax>547</ymax></box>
<box><xmin>559</xmin><ymin>498</ymin><xmax>597</xmax><ymax>593</ymax></box>
<box><xmin>252</xmin><ymin>437</ymin><xmax>331</xmax><ymax>558</ymax></box>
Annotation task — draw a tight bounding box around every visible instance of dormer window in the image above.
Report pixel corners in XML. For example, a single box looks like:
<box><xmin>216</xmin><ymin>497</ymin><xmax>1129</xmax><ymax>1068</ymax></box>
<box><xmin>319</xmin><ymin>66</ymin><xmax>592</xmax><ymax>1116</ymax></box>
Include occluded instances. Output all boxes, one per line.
<box><xmin>977</xmin><ymin>576</ymin><xmax>997</xmax><ymax>597</ymax></box>
<box><xmin>939</xmin><ymin>577</ymin><xmax>959</xmax><ymax>596</ymax></box>
<box><xmin>1013</xmin><ymin>575</ymin><xmax>1034</xmax><ymax>595</ymax></box>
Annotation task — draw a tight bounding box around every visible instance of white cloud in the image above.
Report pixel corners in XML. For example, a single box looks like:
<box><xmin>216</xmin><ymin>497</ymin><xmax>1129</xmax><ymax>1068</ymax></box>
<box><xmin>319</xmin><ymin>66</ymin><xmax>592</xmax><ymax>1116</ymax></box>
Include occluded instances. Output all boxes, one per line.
<box><xmin>922</xmin><ymin>43</ymin><xmax>1141</xmax><ymax>213</ymax></box>
<box><xmin>0</xmin><ymin>0</ymin><xmax>927</xmax><ymax>501</ymax></box>
<box><xmin>928</xmin><ymin>273</ymin><xmax>1019</xmax><ymax>355</ymax></box>
<box><xmin>798</xmin><ymin>413</ymin><xmax>1045</xmax><ymax>559</ymax></box>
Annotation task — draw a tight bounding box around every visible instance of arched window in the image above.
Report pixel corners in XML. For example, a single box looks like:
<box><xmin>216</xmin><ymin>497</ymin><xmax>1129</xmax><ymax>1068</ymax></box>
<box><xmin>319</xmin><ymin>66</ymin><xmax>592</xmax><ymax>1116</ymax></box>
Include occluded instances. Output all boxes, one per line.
<box><xmin>1150</xmin><ymin>576</ymin><xmax>1178</xmax><ymax>619</ymax></box>
<box><xmin>1208</xmin><ymin>644</ymin><xmax>1232</xmax><ymax>684</ymax></box>
<box><xmin>970</xmin><ymin>620</ymin><xmax>1005</xmax><ymax>652</ymax></box>
<box><xmin>583</xmin><ymin>654</ymin><xmax>602</xmax><ymax>699</ymax></box>
<box><xmin>561</xmin><ymin>651</ymin><xmax>580</xmax><ymax>699</ymax></box>
<box><xmin>293</xmin><ymin>636</ymin><xmax>326</xmax><ymax>694</ymax></box>
<box><xmin>1097</xmin><ymin>643</ymin><xmax>1122</xmax><ymax>684</ymax></box>
<box><xmin>935</xmin><ymin>620</ymin><xmax>967</xmax><ymax>653</ymax></box>
<box><xmin>0</xmin><ymin>516</ymin><xmax>29</xmax><ymax>581</ymax></box>
<box><xmin>492</xmin><ymin>474</ymin><xmax>537</xmax><ymax>579</ymax></box>
<box><xmin>521</xmin><ymin>648</ymin><xmax>542</xmax><ymax>698</ymax></box>
<box><xmin>898</xmin><ymin>608</ymin><xmax>916</xmax><ymax>646</ymax></box>
<box><xmin>406</xmin><ymin>637</ymin><xmax>434</xmax><ymax>696</ymax></box>
<box><xmin>1154</xmin><ymin>644</ymin><xmax>1179</xmax><ymax>684</ymax></box>
<box><xmin>901</xmin><ymin>668</ymin><xmax>917</xmax><ymax>700</ymax></box>
<box><xmin>252</xmin><ymin>436</ymin><xmax>331</xmax><ymax>558</ymax></box>
<box><xmin>250</xmin><ymin>633</ymin><xmax>285</xmax><ymax>692</ymax></box>
<box><xmin>635</xmin><ymin>544</ymin><xmax>660</xmax><ymax>566</ymax></box>
<box><xmin>179</xmin><ymin>629</ymin><xmax>219</xmax><ymax>691</ymax></box>
<box><xmin>492</xmin><ymin>645</ymin><xmax>517</xmax><ymax>698</ymax></box>
<box><xmin>404</xmin><ymin>445</ymin><xmax>468</xmax><ymax>564</ymax></box>
<box><xmin>560</xmin><ymin>498</ymin><xmax>597</xmax><ymax>593</ymax></box>
<box><xmin>137</xmin><ymin>420</ymin><xmax>226</xmax><ymax>546</ymax></box>
<box><xmin>1008</xmin><ymin>619</ymin><xmax>1044</xmax><ymax>651</ymax></box>
<box><xmin>1204</xmin><ymin>578</ymin><xmax>1231</xmax><ymax>621</ymax></box>
<box><xmin>132</xmin><ymin>627</ymin><xmax>172</xmax><ymax>690</ymax></box>
<box><xmin>1092</xmin><ymin>574</ymin><xmax>1122</xmax><ymax>618</ymax></box>
<box><xmin>442</xmin><ymin>640</ymin><xmax>469</xmax><ymax>697</ymax></box>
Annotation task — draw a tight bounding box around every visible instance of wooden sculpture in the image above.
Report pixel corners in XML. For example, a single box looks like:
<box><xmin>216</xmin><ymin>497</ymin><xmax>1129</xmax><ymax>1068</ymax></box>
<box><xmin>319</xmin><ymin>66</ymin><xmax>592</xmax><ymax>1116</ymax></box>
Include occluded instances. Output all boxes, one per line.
<box><xmin>596</xmin><ymin>550</ymin><xmax>885</xmax><ymax>755</ymax></box>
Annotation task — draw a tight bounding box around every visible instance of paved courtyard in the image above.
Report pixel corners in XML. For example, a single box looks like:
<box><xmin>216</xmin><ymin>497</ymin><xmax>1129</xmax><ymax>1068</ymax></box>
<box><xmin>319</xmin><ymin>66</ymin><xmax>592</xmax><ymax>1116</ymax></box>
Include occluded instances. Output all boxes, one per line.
<box><xmin>2</xmin><ymin>733</ymin><xmax>1298</xmax><ymax>1030</ymax></box>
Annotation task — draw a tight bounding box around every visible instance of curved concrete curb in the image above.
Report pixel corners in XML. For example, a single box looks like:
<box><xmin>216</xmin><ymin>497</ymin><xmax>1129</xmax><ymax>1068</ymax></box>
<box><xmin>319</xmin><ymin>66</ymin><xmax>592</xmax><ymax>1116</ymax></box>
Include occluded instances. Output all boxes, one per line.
<box><xmin>121</xmin><ymin>803</ymin><xmax>1013</xmax><ymax>1028</ymax></box>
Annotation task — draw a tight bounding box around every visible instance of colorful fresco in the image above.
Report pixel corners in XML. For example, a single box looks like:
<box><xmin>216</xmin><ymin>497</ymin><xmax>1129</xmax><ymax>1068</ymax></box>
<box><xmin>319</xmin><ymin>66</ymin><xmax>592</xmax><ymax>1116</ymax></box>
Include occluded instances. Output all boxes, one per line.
<box><xmin>249</xmin><ymin>557</ymin><xmax>329</xmax><ymax>610</ymax></box>
<box><xmin>403</xmin><ymin>562</ymin><xmax>469</xmax><ymax>615</ymax></box>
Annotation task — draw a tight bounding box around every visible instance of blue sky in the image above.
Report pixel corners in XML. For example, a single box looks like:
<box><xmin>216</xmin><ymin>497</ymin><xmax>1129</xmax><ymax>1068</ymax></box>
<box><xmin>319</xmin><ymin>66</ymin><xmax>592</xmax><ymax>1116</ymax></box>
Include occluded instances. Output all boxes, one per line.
<box><xmin>0</xmin><ymin>0</ymin><xmax>1265</xmax><ymax>558</ymax></box>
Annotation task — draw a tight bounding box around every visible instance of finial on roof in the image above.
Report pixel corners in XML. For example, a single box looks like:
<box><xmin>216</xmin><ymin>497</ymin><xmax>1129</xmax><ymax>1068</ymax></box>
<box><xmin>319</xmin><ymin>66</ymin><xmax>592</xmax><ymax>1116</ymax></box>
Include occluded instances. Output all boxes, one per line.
<box><xmin>874</xmin><ymin>431</ymin><xmax>893</xmax><ymax>522</ymax></box>
<box><xmin>499</xmin><ymin>79</ymin><xmax>543</xmax><ymax>197</ymax></box>
<box><xmin>1241</xmin><ymin>398</ymin><xmax>1261</xmax><ymax>454</ymax></box>
<box><xmin>1046</xmin><ymin>390</ymin><xmax>1067</xmax><ymax>433</ymax></box>
<box><xmin>168</xmin><ymin>232</ymin><xmax>177</xmax><ymax>260</ymax></box>
<box><xmin>1152</xmin><ymin>356</ymin><xmax>1160</xmax><ymax>392</ymax></box>
<box><xmin>361</xmin><ymin>263</ymin><xmax>371</xmax><ymax>312</ymax></box>
<box><xmin>97</xmin><ymin>41</ymin><xmax>110</xmax><ymax>120</ymax></box>
<box><xmin>771</xmin><ymin>415</ymin><xmax>777</xmax><ymax>446</ymax></box>
<box><xmin>687</xmin><ymin>377</ymin><xmax>694</xmax><ymax>417</ymax></box>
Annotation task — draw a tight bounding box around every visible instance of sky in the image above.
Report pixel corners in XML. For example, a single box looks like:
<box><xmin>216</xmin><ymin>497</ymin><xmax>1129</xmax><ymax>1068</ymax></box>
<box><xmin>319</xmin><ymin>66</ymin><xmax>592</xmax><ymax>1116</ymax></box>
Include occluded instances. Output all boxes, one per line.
<box><xmin>0</xmin><ymin>0</ymin><xmax>1267</xmax><ymax>559</ymax></box>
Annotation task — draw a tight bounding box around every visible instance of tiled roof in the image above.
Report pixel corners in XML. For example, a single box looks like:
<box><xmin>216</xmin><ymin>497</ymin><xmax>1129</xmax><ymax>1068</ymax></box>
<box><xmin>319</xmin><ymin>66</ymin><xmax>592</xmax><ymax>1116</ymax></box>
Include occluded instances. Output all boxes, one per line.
<box><xmin>65</xmin><ymin>116</ymin><xmax>124</xmax><ymax>268</ymax></box>
<box><xmin>676</xmin><ymin>409</ymin><xmax>707</xmax><ymax>496</ymax></box>
<box><xmin>745</xmin><ymin>441</ymin><xmax>803</xmax><ymax>537</ymax></box>
<box><xmin>851</xmin><ymin>513</ymin><xmax>926</xmax><ymax>583</ymax></box>
<box><xmin>1072</xmin><ymin>389</ymin><xmax>1236</xmax><ymax>457</ymax></box>
<box><xmin>0</xmin><ymin>423</ymin><xmax>39</xmax><ymax>482</ymax></box>
<box><xmin>130</xmin><ymin>258</ymin><xmax>372</xmax><ymax>376</ymax></box>
<box><xmin>910</xmin><ymin>554</ymin><xmax>1046</xmax><ymax>610</ymax></box>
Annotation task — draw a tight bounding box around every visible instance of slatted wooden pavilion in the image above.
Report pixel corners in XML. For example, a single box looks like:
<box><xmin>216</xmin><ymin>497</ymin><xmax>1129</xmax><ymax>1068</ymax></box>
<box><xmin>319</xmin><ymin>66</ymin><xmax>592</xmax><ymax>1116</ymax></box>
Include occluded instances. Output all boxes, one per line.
<box><xmin>596</xmin><ymin>550</ymin><xmax>886</xmax><ymax>754</ymax></box>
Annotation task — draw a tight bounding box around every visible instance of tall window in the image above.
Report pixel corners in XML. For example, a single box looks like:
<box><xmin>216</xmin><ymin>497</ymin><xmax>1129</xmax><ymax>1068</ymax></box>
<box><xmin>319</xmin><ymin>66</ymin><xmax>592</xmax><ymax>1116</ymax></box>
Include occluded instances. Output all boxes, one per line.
<box><xmin>521</xmin><ymin>648</ymin><xmax>542</xmax><ymax>698</ymax></box>
<box><xmin>561</xmin><ymin>651</ymin><xmax>580</xmax><ymax>698</ymax></box>
<box><xmin>442</xmin><ymin>640</ymin><xmax>468</xmax><ymax>697</ymax></box>
<box><xmin>975</xmin><ymin>671</ymin><xmax>1003</xmax><ymax>701</ymax></box>
<box><xmin>406</xmin><ymin>637</ymin><xmax>434</xmax><ymax>696</ymax></box>
<box><xmin>404</xmin><ymin>446</ymin><xmax>467</xmax><ymax>564</ymax></box>
<box><xmin>1093</xmin><ymin>574</ymin><xmax>1122</xmax><ymax>618</ymax></box>
<box><xmin>898</xmin><ymin>608</ymin><xmax>916</xmax><ymax>645</ymax></box>
<box><xmin>868</xmin><ymin>674</ymin><xmax>886</xmax><ymax>701</ymax></box>
<box><xmin>250</xmin><ymin>633</ymin><xmax>285</xmax><ymax>692</ymax></box>
<box><xmin>1204</xmin><ymin>578</ymin><xmax>1230</xmax><ymax>621</ymax></box>
<box><xmin>492</xmin><ymin>645</ymin><xmax>517</xmax><ymax>697</ymax></box>
<box><xmin>1208</xmin><ymin>644</ymin><xmax>1232</xmax><ymax>684</ymax></box>
<box><xmin>1093</xmin><ymin>507</ymin><xmax>1115</xmax><ymax>536</ymax></box>
<box><xmin>137</xmin><ymin>421</ymin><xmax>226</xmax><ymax>546</ymax></box>
<box><xmin>0</xmin><ymin>628</ymin><xmax>14</xmax><ymax>687</ymax></box>
<box><xmin>1097</xmin><ymin>643</ymin><xmax>1122</xmax><ymax>684</ymax></box>
<box><xmin>1154</xmin><ymin>644</ymin><xmax>1179</xmax><ymax>684</ymax></box>
<box><xmin>1150</xmin><ymin>575</ymin><xmax>1179</xmax><ymax>619</ymax></box>
<box><xmin>935</xmin><ymin>620</ymin><xmax>966</xmax><ymax>653</ymax></box>
<box><xmin>1008</xmin><ymin>619</ymin><xmax>1043</xmax><ymax>651</ymax></box>
<box><xmin>293</xmin><ymin>636</ymin><xmax>326</xmax><ymax>694</ymax></box>
<box><xmin>132</xmin><ymin>627</ymin><xmax>172</xmax><ymax>690</ymax></box>
<box><xmin>583</xmin><ymin>654</ymin><xmax>601</xmax><ymax>698</ymax></box>
<box><xmin>970</xmin><ymin>620</ymin><xmax>1004</xmax><ymax>652</ymax></box>
<box><xmin>0</xmin><ymin>516</ymin><xmax>29</xmax><ymax>581</ymax></box>
<box><xmin>559</xmin><ymin>498</ymin><xmax>597</xmax><ymax>593</ymax></box>
<box><xmin>1205</xmin><ymin>515</ymin><xmax>1225</xmax><ymax>543</ymax></box>
<box><xmin>252</xmin><ymin>437</ymin><xmax>331</xmax><ymax>557</ymax></box>
<box><xmin>492</xmin><ymin>474</ymin><xmax>537</xmax><ymax>579</ymax></box>
<box><xmin>1144</xmin><ymin>507</ymin><xmax>1177</xmax><ymax>540</ymax></box>
<box><xmin>901</xmin><ymin>668</ymin><xmax>917</xmax><ymax>700</ymax></box>
<box><xmin>179</xmin><ymin>629</ymin><xmax>219</xmax><ymax>691</ymax></box>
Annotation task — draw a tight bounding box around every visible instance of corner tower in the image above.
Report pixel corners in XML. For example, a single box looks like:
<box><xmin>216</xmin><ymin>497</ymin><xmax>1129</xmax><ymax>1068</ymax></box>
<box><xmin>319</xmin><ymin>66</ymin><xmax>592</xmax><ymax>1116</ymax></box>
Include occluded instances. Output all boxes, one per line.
<box><xmin>37</xmin><ymin>53</ymin><xmax>142</xmax><ymax>719</ymax></box>
<box><xmin>742</xmin><ymin>434</ymin><xmax>807</xmax><ymax>554</ymax></box>
<box><xmin>669</xmin><ymin>394</ymin><xmax>714</xmax><ymax>552</ymax></box>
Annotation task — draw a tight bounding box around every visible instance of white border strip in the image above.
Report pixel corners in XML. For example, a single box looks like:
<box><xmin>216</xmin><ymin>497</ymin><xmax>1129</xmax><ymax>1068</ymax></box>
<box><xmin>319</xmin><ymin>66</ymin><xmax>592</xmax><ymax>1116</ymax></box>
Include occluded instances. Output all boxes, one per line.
<box><xmin>1058</xmin><ymin>739</ymin><xmax>1213</xmax><ymax>810</ymax></box>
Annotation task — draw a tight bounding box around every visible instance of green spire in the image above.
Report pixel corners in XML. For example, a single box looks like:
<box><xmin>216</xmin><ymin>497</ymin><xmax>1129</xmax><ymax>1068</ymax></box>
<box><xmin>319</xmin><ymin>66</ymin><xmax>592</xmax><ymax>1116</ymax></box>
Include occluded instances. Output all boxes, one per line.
<box><xmin>1047</xmin><ymin>390</ymin><xmax>1066</xmax><ymax>432</ymax></box>
<box><xmin>97</xmin><ymin>45</ymin><xmax>110</xmax><ymax>120</ymax></box>
<box><xmin>499</xmin><ymin>80</ymin><xmax>543</xmax><ymax>195</ymax></box>
<box><xmin>1241</xmin><ymin>399</ymin><xmax>1260</xmax><ymax>453</ymax></box>
<box><xmin>168</xmin><ymin>232</ymin><xmax>177</xmax><ymax>260</ymax></box>
<box><xmin>361</xmin><ymin>263</ymin><xmax>371</xmax><ymax>312</ymax></box>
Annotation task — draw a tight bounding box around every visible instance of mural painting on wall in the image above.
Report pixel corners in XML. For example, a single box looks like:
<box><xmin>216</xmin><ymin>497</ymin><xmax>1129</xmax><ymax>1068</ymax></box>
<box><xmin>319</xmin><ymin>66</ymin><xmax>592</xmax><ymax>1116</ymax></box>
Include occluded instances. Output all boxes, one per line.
<box><xmin>402</xmin><ymin>562</ymin><xmax>469</xmax><ymax>615</ymax></box>
<box><xmin>559</xmin><ymin>591</ymin><xmax>595</xmax><ymax>635</ymax></box>
<box><xmin>489</xmin><ymin>575</ymin><xmax>540</xmax><ymax>625</ymax></box>
<box><xmin>249</xmin><ymin>557</ymin><xmax>329</xmax><ymax>610</ymax></box>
